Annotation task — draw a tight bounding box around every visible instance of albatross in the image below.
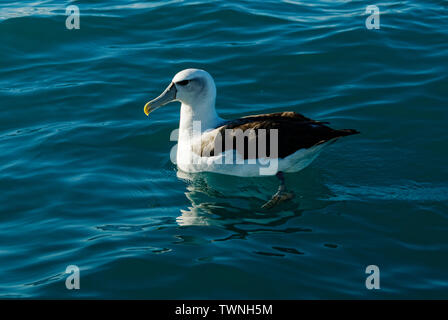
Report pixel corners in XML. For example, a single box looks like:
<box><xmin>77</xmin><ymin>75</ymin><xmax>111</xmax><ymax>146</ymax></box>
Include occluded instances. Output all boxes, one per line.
<box><xmin>144</xmin><ymin>68</ymin><xmax>359</xmax><ymax>208</ymax></box>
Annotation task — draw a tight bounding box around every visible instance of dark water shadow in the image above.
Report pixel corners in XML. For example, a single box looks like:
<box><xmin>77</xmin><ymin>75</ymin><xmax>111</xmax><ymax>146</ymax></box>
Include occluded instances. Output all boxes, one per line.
<box><xmin>175</xmin><ymin>169</ymin><xmax>334</xmax><ymax>240</ymax></box>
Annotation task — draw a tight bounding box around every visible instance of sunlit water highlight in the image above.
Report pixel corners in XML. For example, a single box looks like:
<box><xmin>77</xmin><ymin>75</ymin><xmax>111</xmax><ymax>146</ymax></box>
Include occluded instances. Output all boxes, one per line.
<box><xmin>0</xmin><ymin>0</ymin><xmax>447</xmax><ymax>298</ymax></box>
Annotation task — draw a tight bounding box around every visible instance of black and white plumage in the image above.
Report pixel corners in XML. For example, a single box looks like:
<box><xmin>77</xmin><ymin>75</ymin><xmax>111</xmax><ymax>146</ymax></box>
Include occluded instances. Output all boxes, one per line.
<box><xmin>144</xmin><ymin>68</ymin><xmax>359</xmax><ymax>178</ymax></box>
<box><xmin>197</xmin><ymin>111</ymin><xmax>358</xmax><ymax>160</ymax></box>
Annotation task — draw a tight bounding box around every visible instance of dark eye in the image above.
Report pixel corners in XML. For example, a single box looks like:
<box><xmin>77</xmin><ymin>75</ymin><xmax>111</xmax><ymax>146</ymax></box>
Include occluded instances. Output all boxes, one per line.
<box><xmin>177</xmin><ymin>80</ymin><xmax>190</xmax><ymax>86</ymax></box>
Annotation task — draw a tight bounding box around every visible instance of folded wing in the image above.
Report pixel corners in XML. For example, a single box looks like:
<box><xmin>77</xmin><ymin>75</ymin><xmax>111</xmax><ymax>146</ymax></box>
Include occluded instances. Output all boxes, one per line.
<box><xmin>196</xmin><ymin>111</ymin><xmax>359</xmax><ymax>159</ymax></box>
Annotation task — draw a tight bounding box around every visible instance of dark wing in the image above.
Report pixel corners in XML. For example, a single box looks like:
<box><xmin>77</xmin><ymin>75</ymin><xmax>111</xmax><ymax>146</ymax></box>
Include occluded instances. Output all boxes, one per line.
<box><xmin>199</xmin><ymin>111</ymin><xmax>359</xmax><ymax>159</ymax></box>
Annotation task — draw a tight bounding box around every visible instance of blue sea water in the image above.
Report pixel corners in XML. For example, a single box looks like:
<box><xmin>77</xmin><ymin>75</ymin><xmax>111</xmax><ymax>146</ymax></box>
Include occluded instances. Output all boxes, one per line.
<box><xmin>0</xmin><ymin>0</ymin><xmax>447</xmax><ymax>299</ymax></box>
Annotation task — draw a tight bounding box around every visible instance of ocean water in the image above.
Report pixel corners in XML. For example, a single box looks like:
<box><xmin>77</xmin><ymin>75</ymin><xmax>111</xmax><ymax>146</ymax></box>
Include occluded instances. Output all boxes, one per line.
<box><xmin>0</xmin><ymin>0</ymin><xmax>447</xmax><ymax>299</ymax></box>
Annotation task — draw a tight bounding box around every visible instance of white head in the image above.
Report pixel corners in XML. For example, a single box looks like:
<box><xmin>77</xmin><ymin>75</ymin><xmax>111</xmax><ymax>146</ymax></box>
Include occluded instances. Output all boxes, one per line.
<box><xmin>144</xmin><ymin>69</ymin><xmax>217</xmax><ymax>119</ymax></box>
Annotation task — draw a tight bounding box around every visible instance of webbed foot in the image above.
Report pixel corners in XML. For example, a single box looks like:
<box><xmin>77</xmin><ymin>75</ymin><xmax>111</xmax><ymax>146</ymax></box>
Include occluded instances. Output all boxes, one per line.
<box><xmin>261</xmin><ymin>190</ymin><xmax>295</xmax><ymax>209</ymax></box>
<box><xmin>261</xmin><ymin>171</ymin><xmax>295</xmax><ymax>209</ymax></box>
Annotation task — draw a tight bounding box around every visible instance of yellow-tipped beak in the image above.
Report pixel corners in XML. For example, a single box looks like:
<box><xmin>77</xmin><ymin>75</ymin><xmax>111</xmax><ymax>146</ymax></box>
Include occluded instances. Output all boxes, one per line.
<box><xmin>144</xmin><ymin>102</ymin><xmax>152</xmax><ymax>116</ymax></box>
<box><xmin>143</xmin><ymin>82</ymin><xmax>177</xmax><ymax>117</ymax></box>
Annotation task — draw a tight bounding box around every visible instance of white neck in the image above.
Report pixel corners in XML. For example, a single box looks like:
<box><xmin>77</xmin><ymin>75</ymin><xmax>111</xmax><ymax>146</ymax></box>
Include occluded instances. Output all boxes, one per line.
<box><xmin>178</xmin><ymin>101</ymin><xmax>221</xmax><ymax>138</ymax></box>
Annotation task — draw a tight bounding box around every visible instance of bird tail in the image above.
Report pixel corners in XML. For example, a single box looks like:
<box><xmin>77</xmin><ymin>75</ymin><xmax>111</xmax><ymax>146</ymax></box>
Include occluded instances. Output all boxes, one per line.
<box><xmin>336</xmin><ymin>128</ymin><xmax>360</xmax><ymax>136</ymax></box>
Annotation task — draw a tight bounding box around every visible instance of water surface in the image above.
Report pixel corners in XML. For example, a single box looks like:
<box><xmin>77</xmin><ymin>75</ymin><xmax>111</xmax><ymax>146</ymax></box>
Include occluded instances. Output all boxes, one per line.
<box><xmin>0</xmin><ymin>0</ymin><xmax>447</xmax><ymax>298</ymax></box>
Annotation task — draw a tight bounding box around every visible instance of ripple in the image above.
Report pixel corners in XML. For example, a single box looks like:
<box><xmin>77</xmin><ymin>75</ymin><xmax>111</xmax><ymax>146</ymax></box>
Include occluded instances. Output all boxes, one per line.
<box><xmin>327</xmin><ymin>183</ymin><xmax>448</xmax><ymax>202</ymax></box>
<box><xmin>1</xmin><ymin>0</ymin><xmax>447</xmax><ymax>299</ymax></box>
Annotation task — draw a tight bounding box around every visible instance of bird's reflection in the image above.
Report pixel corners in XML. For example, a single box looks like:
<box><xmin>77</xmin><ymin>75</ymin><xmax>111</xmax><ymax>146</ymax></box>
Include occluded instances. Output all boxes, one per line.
<box><xmin>175</xmin><ymin>169</ymin><xmax>333</xmax><ymax>234</ymax></box>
